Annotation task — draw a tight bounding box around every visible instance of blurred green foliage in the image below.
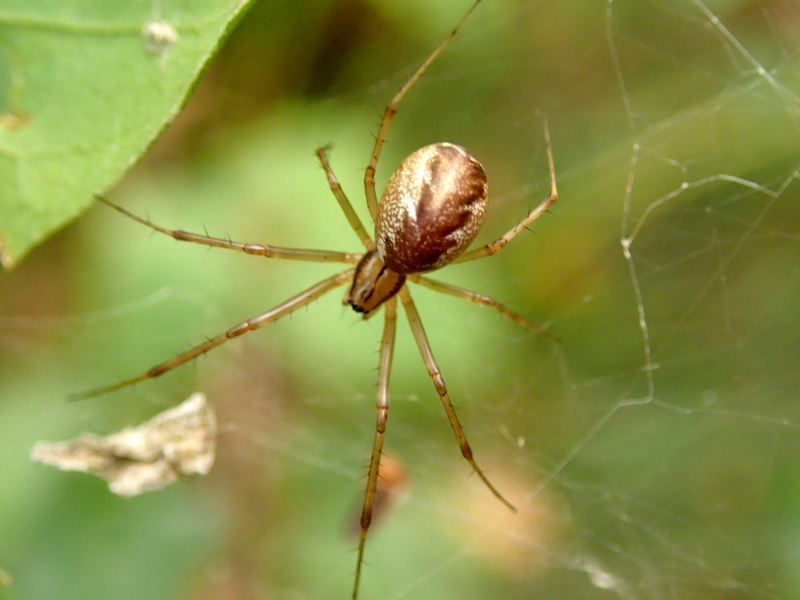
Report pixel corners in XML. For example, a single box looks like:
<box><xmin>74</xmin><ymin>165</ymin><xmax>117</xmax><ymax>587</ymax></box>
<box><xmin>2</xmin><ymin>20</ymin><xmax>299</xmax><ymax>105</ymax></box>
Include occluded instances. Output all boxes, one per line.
<box><xmin>2</xmin><ymin>1</ymin><xmax>800</xmax><ymax>599</ymax></box>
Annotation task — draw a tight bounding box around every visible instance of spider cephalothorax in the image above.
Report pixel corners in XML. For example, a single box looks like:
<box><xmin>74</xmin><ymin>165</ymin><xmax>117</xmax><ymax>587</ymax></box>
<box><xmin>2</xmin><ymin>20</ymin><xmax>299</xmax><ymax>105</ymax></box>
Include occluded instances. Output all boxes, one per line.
<box><xmin>347</xmin><ymin>249</ymin><xmax>405</xmax><ymax>316</ymax></box>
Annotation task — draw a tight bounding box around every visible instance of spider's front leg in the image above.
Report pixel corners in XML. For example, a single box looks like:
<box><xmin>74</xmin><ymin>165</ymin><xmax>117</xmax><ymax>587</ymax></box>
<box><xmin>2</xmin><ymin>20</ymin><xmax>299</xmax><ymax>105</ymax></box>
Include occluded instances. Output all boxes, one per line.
<box><xmin>398</xmin><ymin>287</ymin><xmax>516</xmax><ymax>512</ymax></box>
<box><xmin>353</xmin><ymin>297</ymin><xmax>397</xmax><ymax>600</ymax></box>
<box><xmin>70</xmin><ymin>270</ymin><xmax>355</xmax><ymax>401</ymax></box>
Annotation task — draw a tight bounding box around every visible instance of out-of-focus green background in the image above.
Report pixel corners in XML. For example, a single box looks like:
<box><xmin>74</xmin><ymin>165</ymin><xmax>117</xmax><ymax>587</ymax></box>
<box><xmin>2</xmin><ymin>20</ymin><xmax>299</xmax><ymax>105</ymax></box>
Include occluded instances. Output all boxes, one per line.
<box><xmin>2</xmin><ymin>1</ymin><xmax>800</xmax><ymax>599</ymax></box>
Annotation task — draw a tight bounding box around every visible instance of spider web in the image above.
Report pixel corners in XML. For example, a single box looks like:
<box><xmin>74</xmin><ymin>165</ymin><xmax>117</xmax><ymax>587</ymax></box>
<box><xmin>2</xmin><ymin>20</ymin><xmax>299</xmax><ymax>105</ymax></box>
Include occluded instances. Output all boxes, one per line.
<box><xmin>1</xmin><ymin>1</ymin><xmax>800</xmax><ymax>599</ymax></box>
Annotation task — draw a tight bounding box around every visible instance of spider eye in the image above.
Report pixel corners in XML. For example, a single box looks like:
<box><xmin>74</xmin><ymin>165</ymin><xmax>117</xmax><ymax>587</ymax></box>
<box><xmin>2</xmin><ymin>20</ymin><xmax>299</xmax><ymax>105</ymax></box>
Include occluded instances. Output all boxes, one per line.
<box><xmin>375</xmin><ymin>143</ymin><xmax>488</xmax><ymax>275</ymax></box>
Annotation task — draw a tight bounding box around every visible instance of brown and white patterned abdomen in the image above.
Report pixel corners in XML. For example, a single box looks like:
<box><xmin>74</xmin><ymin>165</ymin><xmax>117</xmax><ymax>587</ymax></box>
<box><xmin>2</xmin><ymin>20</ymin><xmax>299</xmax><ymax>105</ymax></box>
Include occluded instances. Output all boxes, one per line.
<box><xmin>376</xmin><ymin>143</ymin><xmax>489</xmax><ymax>274</ymax></box>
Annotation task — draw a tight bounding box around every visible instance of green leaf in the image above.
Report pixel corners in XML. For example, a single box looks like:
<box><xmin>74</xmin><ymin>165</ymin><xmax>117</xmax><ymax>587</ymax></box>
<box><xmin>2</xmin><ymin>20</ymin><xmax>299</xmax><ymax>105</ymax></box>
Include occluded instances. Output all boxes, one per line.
<box><xmin>0</xmin><ymin>0</ymin><xmax>252</xmax><ymax>268</ymax></box>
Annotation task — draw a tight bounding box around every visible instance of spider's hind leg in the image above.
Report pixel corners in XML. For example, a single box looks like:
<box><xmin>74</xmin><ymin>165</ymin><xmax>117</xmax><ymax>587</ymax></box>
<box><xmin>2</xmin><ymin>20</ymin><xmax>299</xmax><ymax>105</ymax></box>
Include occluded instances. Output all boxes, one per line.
<box><xmin>454</xmin><ymin>116</ymin><xmax>558</xmax><ymax>264</ymax></box>
<box><xmin>363</xmin><ymin>0</ymin><xmax>485</xmax><ymax>222</ymax></box>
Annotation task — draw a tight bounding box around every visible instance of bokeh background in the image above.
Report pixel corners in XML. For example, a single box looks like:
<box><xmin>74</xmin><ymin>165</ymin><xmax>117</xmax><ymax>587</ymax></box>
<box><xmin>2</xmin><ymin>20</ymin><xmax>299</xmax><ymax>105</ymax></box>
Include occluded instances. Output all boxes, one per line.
<box><xmin>2</xmin><ymin>0</ymin><xmax>800</xmax><ymax>599</ymax></box>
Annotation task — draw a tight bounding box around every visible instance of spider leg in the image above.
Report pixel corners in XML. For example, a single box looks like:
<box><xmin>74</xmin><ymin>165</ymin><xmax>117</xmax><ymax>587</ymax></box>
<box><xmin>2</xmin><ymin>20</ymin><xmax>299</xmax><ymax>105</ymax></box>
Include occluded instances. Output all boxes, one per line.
<box><xmin>95</xmin><ymin>196</ymin><xmax>360</xmax><ymax>265</ymax></box>
<box><xmin>397</xmin><ymin>286</ymin><xmax>516</xmax><ymax>512</ymax></box>
<box><xmin>70</xmin><ymin>269</ymin><xmax>355</xmax><ymax>401</ymax></box>
<box><xmin>315</xmin><ymin>148</ymin><xmax>375</xmax><ymax>251</ymax></box>
<box><xmin>454</xmin><ymin>117</ymin><xmax>558</xmax><ymax>264</ymax></box>
<box><xmin>353</xmin><ymin>297</ymin><xmax>397</xmax><ymax>600</ymax></box>
<box><xmin>364</xmin><ymin>0</ymin><xmax>484</xmax><ymax>221</ymax></box>
<box><xmin>408</xmin><ymin>274</ymin><xmax>558</xmax><ymax>342</ymax></box>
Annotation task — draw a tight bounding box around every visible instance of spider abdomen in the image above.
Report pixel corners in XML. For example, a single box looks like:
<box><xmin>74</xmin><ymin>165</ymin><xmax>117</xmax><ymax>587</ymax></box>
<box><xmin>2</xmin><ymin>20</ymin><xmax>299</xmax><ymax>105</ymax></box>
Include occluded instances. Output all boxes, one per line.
<box><xmin>376</xmin><ymin>143</ymin><xmax>488</xmax><ymax>274</ymax></box>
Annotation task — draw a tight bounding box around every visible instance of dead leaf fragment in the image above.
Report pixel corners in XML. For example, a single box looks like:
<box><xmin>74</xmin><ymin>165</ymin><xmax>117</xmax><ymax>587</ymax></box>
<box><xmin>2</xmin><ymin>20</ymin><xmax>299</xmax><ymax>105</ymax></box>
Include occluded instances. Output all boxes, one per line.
<box><xmin>32</xmin><ymin>393</ymin><xmax>216</xmax><ymax>496</ymax></box>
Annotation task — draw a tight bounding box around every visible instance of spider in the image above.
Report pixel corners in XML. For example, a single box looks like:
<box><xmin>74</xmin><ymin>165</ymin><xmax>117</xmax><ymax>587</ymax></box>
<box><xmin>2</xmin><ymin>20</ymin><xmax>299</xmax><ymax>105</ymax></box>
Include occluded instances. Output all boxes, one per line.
<box><xmin>74</xmin><ymin>0</ymin><xmax>558</xmax><ymax>597</ymax></box>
